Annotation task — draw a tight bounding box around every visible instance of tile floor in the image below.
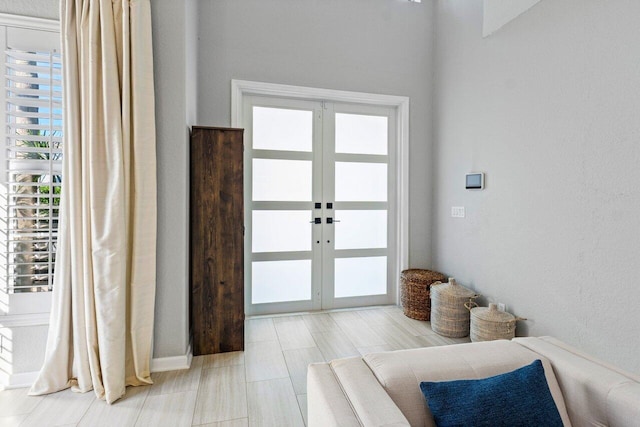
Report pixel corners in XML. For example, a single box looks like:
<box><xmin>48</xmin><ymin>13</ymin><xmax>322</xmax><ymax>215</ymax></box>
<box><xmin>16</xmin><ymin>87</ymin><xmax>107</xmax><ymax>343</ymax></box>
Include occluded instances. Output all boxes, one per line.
<box><xmin>0</xmin><ymin>305</ymin><xmax>469</xmax><ymax>427</ymax></box>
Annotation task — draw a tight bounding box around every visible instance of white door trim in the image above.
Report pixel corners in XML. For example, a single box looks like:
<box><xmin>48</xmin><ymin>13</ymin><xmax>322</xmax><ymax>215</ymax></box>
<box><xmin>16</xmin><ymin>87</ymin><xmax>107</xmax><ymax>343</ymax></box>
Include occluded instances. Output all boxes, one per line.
<box><xmin>231</xmin><ymin>79</ymin><xmax>410</xmax><ymax>306</ymax></box>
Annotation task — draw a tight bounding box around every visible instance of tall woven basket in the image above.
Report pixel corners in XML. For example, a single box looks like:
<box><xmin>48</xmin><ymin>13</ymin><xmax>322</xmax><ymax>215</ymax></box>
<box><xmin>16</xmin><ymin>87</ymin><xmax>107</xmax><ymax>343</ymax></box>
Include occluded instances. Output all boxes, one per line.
<box><xmin>430</xmin><ymin>278</ymin><xmax>478</xmax><ymax>338</ymax></box>
<box><xmin>400</xmin><ymin>269</ymin><xmax>447</xmax><ymax>321</ymax></box>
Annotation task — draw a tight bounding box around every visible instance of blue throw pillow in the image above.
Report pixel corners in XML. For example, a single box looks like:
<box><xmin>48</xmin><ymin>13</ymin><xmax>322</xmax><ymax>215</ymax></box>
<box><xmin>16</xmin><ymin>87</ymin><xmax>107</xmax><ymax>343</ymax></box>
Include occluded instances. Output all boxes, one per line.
<box><xmin>419</xmin><ymin>359</ymin><xmax>563</xmax><ymax>427</ymax></box>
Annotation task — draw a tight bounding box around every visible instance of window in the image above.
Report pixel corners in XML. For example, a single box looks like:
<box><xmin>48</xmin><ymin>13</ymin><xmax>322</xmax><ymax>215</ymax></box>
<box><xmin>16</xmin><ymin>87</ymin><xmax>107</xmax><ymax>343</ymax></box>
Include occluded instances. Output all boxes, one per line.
<box><xmin>0</xmin><ymin>21</ymin><xmax>62</xmax><ymax>295</ymax></box>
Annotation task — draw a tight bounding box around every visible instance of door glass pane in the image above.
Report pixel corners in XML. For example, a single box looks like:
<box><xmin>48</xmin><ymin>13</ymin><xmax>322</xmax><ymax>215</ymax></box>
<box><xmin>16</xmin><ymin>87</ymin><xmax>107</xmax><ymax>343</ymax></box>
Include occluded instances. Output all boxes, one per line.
<box><xmin>335</xmin><ymin>113</ymin><xmax>388</xmax><ymax>155</ymax></box>
<box><xmin>252</xmin><ymin>260</ymin><xmax>312</xmax><ymax>304</ymax></box>
<box><xmin>253</xmin><ymin>159</ymin><xmax>312</xmax><ymax>201</ymax></box>
<box><xmin>253</xmin><ymin>106</ymin><xmax>312</xmax><ymax>152</ymax></box>
<box><xmin>335</xmin><ymin>162</ymin><xmax>387</xmax><ymax>202</ymax></box>
<box><xmin>252</xmin><ymin>210</ymin><xmax>312</xmax><ymax>253</ymax></box>
<box><xmin>334</xmin><ymin>256</ymin><xmax>387</xmax><ymax>298</ymax></box>
<box><xmin>334</xmin><ymin>210</ymin><xmax>387</xmax><ymax>250</ymax></box>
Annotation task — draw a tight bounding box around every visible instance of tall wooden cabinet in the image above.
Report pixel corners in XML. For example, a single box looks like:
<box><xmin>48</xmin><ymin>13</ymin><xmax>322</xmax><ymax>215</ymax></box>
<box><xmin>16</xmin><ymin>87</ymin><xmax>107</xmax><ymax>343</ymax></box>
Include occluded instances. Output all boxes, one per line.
<box><xmin>190</xmin><ymin>126</ymin><xmax>244</xmax><ymax>355</ymax></box>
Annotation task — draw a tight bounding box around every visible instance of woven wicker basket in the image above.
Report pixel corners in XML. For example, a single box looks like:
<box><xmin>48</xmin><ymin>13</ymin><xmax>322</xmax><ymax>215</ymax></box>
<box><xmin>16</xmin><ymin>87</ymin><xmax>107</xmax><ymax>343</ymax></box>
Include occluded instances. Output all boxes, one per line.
<box><xmin>466</xmin><ymin>302</ymin><xmax>526</xmax><ymax>342</ymax></box>
<box><xmin>400</xmin><ymin>269</ymin><xmax>447</xmax><ymax>321</ymax></box>
<box><xmin>430</xmin><ymin>278</ymin><xmax>478</xmax><ymax>338</ymax></box>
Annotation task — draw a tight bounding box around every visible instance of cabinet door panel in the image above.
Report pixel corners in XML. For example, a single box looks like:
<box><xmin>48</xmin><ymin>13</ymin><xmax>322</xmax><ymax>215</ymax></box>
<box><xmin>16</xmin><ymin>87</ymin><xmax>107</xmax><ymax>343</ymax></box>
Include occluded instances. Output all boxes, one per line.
<box><xmin>190</xmin><ymin>127</ymin><xmax>244</xmax><ymax>355</ymax></box>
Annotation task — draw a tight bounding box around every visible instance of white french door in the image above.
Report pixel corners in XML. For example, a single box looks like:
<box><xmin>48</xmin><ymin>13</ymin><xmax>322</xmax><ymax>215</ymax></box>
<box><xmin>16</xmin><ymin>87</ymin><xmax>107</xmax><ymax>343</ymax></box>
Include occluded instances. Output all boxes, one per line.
<box><xmin>243</xmin><ymin>95</ymin><xmax>397</xmax><ymax>315</ymax></box>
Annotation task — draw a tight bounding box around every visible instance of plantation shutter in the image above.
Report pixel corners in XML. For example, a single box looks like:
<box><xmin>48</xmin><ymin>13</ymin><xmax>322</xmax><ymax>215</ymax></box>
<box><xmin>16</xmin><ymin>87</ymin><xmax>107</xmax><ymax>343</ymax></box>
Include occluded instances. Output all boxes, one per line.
<box><xmin>2</xmin><ymin>27</ymin><xmax>62</xmax><ymax>293</ymax></box>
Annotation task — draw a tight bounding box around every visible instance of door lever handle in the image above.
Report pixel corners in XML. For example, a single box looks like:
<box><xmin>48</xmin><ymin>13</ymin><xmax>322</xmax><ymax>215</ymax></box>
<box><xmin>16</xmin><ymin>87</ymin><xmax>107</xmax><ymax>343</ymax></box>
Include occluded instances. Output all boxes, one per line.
<box><xmin>326</xmin><ymin>218</ymin><xmax>341</xmax><ymax>224</ymax></box>
<box><xmin>310</xmin><ymin>218</ymin><xmax>322</xmax><ymax>224</ymax></box>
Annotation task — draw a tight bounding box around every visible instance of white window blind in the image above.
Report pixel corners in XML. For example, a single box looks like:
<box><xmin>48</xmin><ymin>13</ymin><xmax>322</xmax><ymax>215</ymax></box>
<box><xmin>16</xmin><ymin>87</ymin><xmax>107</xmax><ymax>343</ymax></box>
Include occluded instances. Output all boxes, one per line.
<box><xmin>2</xmin><ymin>45</ymin><xmax>62</xmax><ymax>293</ymax></box>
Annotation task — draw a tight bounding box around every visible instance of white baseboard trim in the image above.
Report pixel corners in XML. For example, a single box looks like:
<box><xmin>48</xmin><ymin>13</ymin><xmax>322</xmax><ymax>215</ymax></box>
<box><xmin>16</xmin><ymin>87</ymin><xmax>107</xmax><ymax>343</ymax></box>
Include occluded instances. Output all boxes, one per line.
<box><xmin>150</xmin><ymin>342</ymin><xmax>193</xmax><ymax>373</ymax></box>
<box><xmin>0</xmin><ymin>345</ymin><xmax>193</xmax><ymax>390</ymax></box>
<box><xmin>0</xmin><ymin>370</ymin><xmax>39</xmax><ymax>390</ymax></box>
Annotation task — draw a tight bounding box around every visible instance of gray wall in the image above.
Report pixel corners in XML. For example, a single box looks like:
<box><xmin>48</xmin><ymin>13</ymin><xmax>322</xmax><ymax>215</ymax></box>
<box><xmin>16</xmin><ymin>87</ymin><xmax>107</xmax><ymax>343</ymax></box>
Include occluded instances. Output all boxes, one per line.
<box><xmin>151</xmin><ymin>0</ymin><xmax>190</xmax><ymax>359</ymax></box>
<box><xmin>197</xmin><ymin>0</ymin><xmax>436</xmax><ymax>269</ymax></box>
<box><xmin>1</xmin><ymin>0</ymin><xmax>436</xmax><ymax>364</ymax></box>
<box><xmin>433</xmin><ymin>0</ymin><xmax>640</xmax><ymax>374</ymax></box>
<box><xmin>10</xmin><ymin>0</ymin><xmax>637</xmax><ymax>376</ymax></box>
<box><xmin>0</xmin><ymin>0</ymin><xmax>192</xmax><ymax>361</ymax></box>
<box><xmin>0</xmin><ymin>0</ymin><xmax>57</xmax><ymax>20</ymax></box>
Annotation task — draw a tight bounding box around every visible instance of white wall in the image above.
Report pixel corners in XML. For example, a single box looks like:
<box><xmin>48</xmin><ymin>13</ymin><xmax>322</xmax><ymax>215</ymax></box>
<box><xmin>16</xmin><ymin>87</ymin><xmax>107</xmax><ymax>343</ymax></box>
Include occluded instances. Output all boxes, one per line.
<box><xmin>434</xmin><ymin>0</ymin><xmax>640</xmax><ymax>374</ymax></box>
<box><xmin>196</xmin><ymin>0</ymin><xmax>436</xmax><ymax>268</ymax></box>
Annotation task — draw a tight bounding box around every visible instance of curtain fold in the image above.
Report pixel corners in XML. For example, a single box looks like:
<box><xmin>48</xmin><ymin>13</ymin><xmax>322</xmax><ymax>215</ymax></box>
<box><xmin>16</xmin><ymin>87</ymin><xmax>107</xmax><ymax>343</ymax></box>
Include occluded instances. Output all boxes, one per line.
<box><xmin>29</xmin><ymin>0</ymin><xmax>157</xmax><ymax>404</ymax></box>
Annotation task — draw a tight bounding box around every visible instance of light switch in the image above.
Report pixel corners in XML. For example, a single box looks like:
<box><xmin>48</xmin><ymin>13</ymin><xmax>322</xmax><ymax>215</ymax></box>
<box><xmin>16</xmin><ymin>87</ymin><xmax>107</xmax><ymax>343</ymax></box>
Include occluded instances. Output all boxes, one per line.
<box><xmin>451</xmin><ymin>206</ymin><xmax>465</xmax><ymax>218</ymax></box>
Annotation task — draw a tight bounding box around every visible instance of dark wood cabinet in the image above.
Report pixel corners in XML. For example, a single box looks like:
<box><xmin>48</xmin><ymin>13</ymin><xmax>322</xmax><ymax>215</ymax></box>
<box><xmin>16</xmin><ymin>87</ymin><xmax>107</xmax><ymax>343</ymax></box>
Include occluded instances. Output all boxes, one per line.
<box><xmin>190</xmin><ymin>126</ymin><xmax>244</xmax><ymax>355</ymax></box>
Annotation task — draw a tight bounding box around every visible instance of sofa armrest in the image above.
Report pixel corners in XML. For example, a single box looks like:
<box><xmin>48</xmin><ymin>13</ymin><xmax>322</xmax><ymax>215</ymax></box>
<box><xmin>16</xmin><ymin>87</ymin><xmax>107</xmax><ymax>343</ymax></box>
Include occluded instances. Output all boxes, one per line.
<box><xmin>608</xmin><ymin>382</ymin><xmax>640</xmax><ymax>425</ymax></box>
<box><xmin>308</xmin><ymin>357</ymin><xmax>411</xmax><ymax>427</ymax></box>
<box><xmin>308</xmin><ymin>363</ymin><xmax>361</xmax><ymax>427</ymax></box>
<box><xmin>329</xmin><ymin>357</ymin><xmax>410</xmax><ymax>427</ymax></box>
<box><xmin>514</xmin><ymin>336</ymin><xmax>640</xmax><ymax>427</ymax></box>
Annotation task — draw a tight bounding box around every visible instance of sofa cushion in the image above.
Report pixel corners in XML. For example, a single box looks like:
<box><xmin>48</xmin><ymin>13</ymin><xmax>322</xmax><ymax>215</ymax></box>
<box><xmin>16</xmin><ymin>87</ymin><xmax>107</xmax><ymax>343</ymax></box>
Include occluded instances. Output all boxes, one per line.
<box><xmin>363</xmin><ymin>340</ymin><xmax>571</xmax><ymax>427</ymax></box>
<box><xmin>419</xmin><ymin>359</ymin><xmax>563</xmax><ymax>427</ymax></box>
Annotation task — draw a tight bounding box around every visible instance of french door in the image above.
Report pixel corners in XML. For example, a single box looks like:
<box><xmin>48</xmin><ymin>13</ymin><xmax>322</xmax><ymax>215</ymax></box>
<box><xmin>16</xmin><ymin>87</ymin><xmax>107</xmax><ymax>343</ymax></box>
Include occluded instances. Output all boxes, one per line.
<box><xmin>244</xmin><ymin>95</ymin><xmax>397</xmax><ymax>315</ymax></box>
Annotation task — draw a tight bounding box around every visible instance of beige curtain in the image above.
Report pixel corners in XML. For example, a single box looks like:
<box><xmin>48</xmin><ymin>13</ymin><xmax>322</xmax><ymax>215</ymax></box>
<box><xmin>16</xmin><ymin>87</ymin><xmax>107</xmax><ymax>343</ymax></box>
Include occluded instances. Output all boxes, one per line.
<box><xmin>29</xmin><ymin>0</ymin><xmax>157</xmax><ymax>404</ymax></box>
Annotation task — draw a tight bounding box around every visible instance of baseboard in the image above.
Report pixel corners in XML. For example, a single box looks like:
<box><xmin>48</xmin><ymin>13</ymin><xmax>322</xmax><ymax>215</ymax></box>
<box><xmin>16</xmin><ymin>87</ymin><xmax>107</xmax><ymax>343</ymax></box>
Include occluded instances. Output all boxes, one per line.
<box><xmin>0</xmin><ymin>370</ymin><xmax>39</xmax><ymax>390</ymax></box>
<box><xmin>150</xmin><ymin>341</ymin><xmax>193</xmax><ymax>373</ymax></box>
<box><xmin>0</xmin><ymin>344</ymin><xmax>193</xmax><ymax>390</ymax></box>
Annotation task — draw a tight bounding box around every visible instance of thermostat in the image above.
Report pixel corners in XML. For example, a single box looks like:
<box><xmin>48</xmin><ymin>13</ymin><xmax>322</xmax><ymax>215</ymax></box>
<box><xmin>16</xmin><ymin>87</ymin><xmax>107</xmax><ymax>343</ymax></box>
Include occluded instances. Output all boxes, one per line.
<box><xmin>465</xmin><ymin>172</ymin><xmax>484</xmax><ymax>190</ymax></box>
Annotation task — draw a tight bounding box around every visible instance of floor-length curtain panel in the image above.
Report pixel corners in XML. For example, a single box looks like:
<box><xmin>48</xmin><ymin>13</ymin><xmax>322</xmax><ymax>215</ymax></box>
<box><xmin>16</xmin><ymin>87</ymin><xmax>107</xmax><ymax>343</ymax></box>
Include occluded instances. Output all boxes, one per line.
<box><xmin>29</xmin><ymin>0</ymin><xmax>157</xmax><ymax>404</ymax></box>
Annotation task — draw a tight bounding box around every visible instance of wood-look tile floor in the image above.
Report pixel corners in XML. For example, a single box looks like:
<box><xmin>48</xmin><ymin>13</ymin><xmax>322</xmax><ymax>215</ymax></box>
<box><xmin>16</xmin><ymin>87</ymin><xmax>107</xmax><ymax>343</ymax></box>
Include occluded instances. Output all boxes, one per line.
<box><xmin>0</xmin><ymin>306</ymin><xmax>469</xmax><ymax>427</ymax></box>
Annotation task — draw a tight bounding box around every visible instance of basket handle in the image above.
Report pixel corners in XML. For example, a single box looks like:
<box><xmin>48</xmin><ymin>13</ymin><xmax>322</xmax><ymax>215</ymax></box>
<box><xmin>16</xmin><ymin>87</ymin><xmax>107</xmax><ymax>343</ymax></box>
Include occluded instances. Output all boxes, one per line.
<box><xmin>464</xmin><ymin>300</ymin><xmax>478</xmax><ymax>311</ymax></box>
<box><xmin>509</xmin><ymin>317</ymin><xmax>527</xmax><ymax>324</ymax></box>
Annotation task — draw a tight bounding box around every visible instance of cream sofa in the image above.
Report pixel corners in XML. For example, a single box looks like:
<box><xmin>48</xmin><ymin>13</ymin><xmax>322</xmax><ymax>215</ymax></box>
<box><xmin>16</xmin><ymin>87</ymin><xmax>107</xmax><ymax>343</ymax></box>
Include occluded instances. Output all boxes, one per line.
<box><xmin>307</xmin><ymin>337</ymin><xmax>640</xmax><ymax>426</ymax></box>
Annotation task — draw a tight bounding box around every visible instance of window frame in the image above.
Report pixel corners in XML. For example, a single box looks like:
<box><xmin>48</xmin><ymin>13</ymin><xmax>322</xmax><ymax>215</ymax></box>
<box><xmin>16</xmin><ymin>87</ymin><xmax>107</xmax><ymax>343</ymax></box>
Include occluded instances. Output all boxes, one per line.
<box><xmin>0</xmin><ymin>13</ymin><xmax>60</xmax><ymax>317</ymax></box>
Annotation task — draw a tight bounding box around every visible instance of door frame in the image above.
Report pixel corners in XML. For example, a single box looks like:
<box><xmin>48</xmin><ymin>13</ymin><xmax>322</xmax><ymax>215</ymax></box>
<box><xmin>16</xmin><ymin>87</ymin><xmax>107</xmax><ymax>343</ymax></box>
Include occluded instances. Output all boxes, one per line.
<box><xmin>231</xmin><ymin>79</ymin><xmax>410</xmax><ymax>314</ymax></box>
